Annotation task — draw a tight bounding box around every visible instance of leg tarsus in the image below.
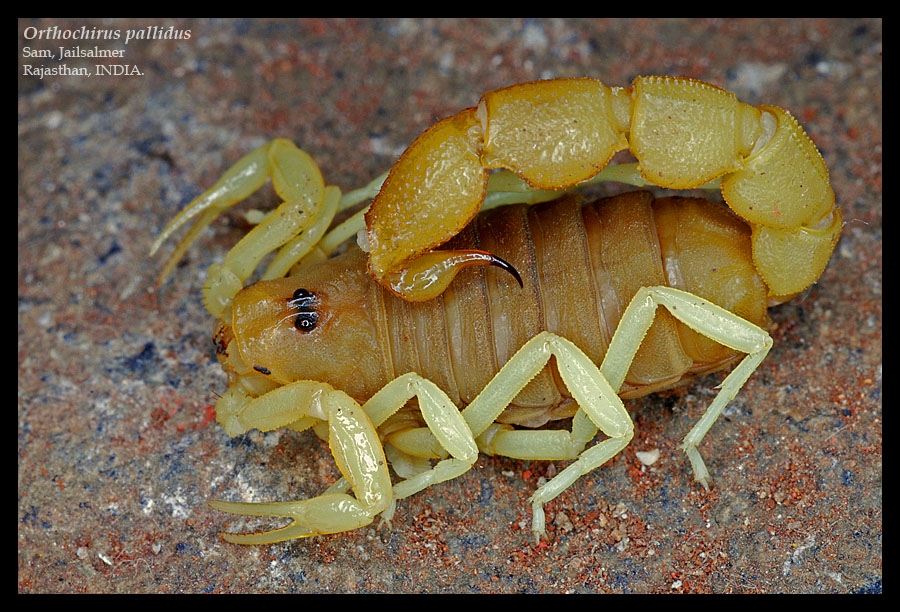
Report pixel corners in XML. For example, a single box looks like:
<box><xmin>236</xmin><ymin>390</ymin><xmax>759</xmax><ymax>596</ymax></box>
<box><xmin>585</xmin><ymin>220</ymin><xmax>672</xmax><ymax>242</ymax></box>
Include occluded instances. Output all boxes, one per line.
<box><xmin>527</xmin><ymin>433</ymin><xmax>633</xmax><ymax>542</ymax></box>
<box><xmin>682</xmin><ymin>446</ymin><xmax>712</xmax><ymax>490</ymax></box>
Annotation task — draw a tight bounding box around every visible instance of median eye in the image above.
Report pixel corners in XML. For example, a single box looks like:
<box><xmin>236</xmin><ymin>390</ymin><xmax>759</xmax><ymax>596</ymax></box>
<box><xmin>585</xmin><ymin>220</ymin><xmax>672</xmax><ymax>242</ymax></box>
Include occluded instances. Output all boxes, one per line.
<box><xmin>288</xmin><ymin>288</ymin><xmax>319</xmax><ymax>333</ymax></box>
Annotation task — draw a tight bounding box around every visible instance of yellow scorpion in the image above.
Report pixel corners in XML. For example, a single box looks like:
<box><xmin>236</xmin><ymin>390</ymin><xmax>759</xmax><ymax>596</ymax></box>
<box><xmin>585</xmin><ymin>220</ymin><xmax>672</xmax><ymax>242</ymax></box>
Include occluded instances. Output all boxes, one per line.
<box><xmin>151</xmin><ymin>76</ymin><xmax>841</xmax><ymax>544</ymax></box>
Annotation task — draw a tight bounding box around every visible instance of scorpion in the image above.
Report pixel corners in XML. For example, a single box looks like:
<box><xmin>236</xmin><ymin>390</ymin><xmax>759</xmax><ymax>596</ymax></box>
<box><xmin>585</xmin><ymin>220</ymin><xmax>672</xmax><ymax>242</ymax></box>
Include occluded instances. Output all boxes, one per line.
<box><xmin>150</xmin><ymin>76</ymin><xmax>842</xmax><ymax>545</ymax></box>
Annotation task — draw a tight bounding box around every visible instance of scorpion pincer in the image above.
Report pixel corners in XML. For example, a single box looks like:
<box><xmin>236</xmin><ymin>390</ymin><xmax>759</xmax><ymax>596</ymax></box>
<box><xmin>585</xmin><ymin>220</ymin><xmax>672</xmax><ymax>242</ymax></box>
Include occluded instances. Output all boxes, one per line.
<box><xmin>151</xmin><ymin>76</ymin><xmax>841</xmax><ymax>544</ymax></box>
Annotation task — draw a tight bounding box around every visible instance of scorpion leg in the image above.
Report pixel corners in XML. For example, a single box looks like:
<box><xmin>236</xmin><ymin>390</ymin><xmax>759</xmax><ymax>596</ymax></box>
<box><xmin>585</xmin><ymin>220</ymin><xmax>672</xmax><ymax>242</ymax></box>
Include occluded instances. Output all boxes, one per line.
<box><xmin>150</xmin><ymin>138</ymin><xmax>338</xmax><ymax>317</ymax></box>
<box><xmin>386</xmin><ymin>287</ymin><xmax>772</xmax><ymax>542</ymax></box>
<box><xmin>383</xmin><ymin>332</ymin><xmax>635</xmax><ymax>542</ymax></box>
<box><xmin>150</xmin><ymin>143</ymin><xmax>272</xmax><ymax>281</ymax></box>
<box><xmin>359</xmin><ymin>373</ymin><xmax>480</xmax><ymax>503</ymax></box>
<box><xmin>586</xmin><ymin>286</ymin><xmax>772</xmax><ymax>492</ymax></box>
<box><xmin>210</xmin><ymin>374</ymin><xmax>479</xmax><ymax>543</ymax></box>
<box><xmin>210</xmin><ymin>382</ymin><xmax>391</xmax><ymax>544</ymax></box>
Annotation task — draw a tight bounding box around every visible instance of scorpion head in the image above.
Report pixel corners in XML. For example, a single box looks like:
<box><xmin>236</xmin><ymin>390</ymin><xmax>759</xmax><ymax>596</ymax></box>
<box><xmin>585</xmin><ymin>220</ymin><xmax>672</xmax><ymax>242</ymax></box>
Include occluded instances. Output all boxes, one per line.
<box><xmin>215</xmin><ymin>248</ymin><xmax>389</xmax><ymax>401</ymax></box>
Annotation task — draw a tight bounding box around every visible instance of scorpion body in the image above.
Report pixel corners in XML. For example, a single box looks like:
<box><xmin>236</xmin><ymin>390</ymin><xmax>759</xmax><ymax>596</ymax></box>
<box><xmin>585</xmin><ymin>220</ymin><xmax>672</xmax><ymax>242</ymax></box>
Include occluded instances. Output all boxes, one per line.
<box><xmin>152</xmin><ymin>76</ymin><xmax>840</xmax><ymax>544</ymax></box>
<box><xmin>220</xmin><ymin>192</ymin><xmax>768</xmax><ymax>432</ymax></box>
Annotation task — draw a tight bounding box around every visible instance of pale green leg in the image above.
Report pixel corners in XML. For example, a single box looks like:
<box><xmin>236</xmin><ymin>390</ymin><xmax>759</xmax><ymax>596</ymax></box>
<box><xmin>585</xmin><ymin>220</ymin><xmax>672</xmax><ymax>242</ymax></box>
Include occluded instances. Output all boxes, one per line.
<box><xmin>149</xmin><ymin>138</ymin><xmax>339</xmax><ymax>317</ymax></box>
<box><xmin>211</xmin><ymin>373</ymin><xmax>480</xmax><ymax>544</ymax></box>
<box><xmin>300</xmin><ymin>372</ymin><xmax>484</xmax><ymax>526</ymax></box>
<box><xmin>527</xmin><ymin>436</ymin><xmax>633</xmax><ymax>540</ymax></box>
<box><xmin>466</xmin><ymin>332</ymin><xmax>634</xmax><ymax>542</ymax></box>
<box><xmin>210</xmin><ymin>382</ymin><xmax>393</xmax><ymax>544</ymax></box>
<box><xmin>386</xmin><ymin>287</ymin><xmax>772</xmax><ymax>542</ymax></box>
<box><xmin>361</xmin><ymin>374</ymin><xmax>479</xmax><ymax>510</ymax></box>
<box><xmin>259</xmin><ymin>185</ymin><xmax>340</xmax><ymax>280</ymax></box>
<box><xmin>602</xmin><ymin>286</ymin><xmax>772</xmax><ymax>489</ymax></box>
<box><xmin>384</xmin><ymin>332</ymin><xmax>635</xmax><ymax>542</ymax></box>
<box><xmin>149</xmin><ymin>144</ymin><xmax>272</xmax><ymax>280</ymax></box>
<box><xmin>645</xmin><ymin>289</ymin><xmax>773</xmax><ymax>487</ymax></box>
<box><xmin>208</xmin><ymin>494</ymin><xmax>380</xmax><ymax>545</ymax></box>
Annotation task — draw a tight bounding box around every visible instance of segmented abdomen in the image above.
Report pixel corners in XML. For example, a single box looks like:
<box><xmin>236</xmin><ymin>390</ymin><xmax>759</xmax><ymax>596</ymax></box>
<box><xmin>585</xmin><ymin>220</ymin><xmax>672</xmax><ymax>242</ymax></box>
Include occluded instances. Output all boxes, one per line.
<box><xmin>378</xmin><ymin>192</ymin><xmax>770</xmax><ymax>426</ymax></box>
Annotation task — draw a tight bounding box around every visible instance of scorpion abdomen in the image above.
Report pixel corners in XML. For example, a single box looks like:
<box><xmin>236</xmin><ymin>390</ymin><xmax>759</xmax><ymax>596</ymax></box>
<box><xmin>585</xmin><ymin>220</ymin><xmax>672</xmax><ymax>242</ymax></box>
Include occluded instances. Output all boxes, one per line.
<box><xmin>382</xmin><ymin>192</ymin><xmax>770</xmax><ymax>427</ymax></box>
